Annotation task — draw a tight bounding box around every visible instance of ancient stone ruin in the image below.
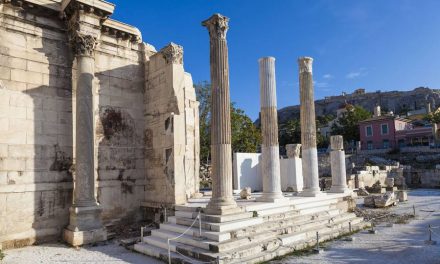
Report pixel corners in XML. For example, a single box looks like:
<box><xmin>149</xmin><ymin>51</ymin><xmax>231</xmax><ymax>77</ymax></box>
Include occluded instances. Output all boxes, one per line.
<box><xmin>0</xmin><ymin>0</ymin><xmax>199</xmax><ymax>248</ymax></box>
<box><xmin>134</xmin><ymin>13</ymin><xmax>368</xmax><ymax>263</ymax></box>
<box><xmin>1</xmin><ymin>1</ymin><xmax>369</xmax><ymax>263</ymax></box>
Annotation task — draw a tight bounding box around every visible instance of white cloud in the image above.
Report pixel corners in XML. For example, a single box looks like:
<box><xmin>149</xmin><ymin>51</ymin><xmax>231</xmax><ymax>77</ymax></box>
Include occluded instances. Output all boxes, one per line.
<box><xmin>346</xmin><ymin>68</ymin><xmax>368</xmax><ymax>79</ymax></box>
<box><xmin>323</xmin><ymin>74</ymin><xmax>334</xmax><ymax>79</ymax></box>
<box><xmin>314</xmin><ymin>81</ymin><xmax>329</xmax><ymax>88</ymax></box>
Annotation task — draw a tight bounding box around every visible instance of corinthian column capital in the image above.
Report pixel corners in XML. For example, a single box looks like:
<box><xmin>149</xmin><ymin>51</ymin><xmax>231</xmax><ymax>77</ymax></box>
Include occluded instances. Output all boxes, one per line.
<box><xmin>298</xmin><ymin>57</ymin><xmax>313</xmax><ymax>73</ymax></box>
<box><xmin>202</xmin><ymin>13</ymin><xmax>229</xmax><ymax>40</ymax></box>
<box><xmin>71</xmin><ymin>32</ymin><xmax>98</xmax><ymax>57</ymax></box>
<box><xmin>160</xmin><ymin>42</ymin><xmax>183</xmax><ymax>65</ymax></box>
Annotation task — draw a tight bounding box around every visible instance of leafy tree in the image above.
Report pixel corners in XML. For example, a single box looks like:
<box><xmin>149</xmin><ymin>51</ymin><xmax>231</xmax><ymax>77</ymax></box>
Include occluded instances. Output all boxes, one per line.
<box><xmin>425</xmin><ymin>111</ymin><xmax>440</xmax><ymax>124</ymax></box>
<box><xmin>195</xmin><ymin>82</ymin><xmax>261</xmax><ymax>165</ymax></box>
<box><xmin>279</xmin><ymin>117</ymin><xmax>330</xmax><ymax>151</ymax></box>
<box><xmin>316</xmin><ymin>114</ymin><xmax>335</xmax><ymax>128</ymax></box>
<box><xmin>231</xmin><ymin>104</ymin><xmax>261</xmax><ymax>153</ymax></box>
<box><xmin>331</xmin><ymin>105</ymin><xmax>371</xmax><ymax>142</ymax></box>
<box><xmin>195</xmin><ymin>82</ymin><xmax>211</xmax><ymax>164</ymax></box>
<box><xmin>279</xmin><ymin>119</ymin><xmax>301</xmax><ymax>148</ymax></box>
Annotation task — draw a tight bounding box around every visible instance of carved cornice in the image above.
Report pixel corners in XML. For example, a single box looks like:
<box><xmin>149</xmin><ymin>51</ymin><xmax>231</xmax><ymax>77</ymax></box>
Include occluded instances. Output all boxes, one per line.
<box><xmin>0</xmin><ymin>0</ymin><xmax>59</xmax><ymax>16</ymax></box>
<box><xmin>101</xmin><ymin>19</ymin><xmax>142</xmax><ymax>43</ymax></box>
<box><xmin>61</xmin><ymin>0</ymin><xmax>114</xmax><ymax>19</ymax></box>
<box><xmin>202</xmin><ymin>13</ymin><xmax>229</xmax><ymax>40</ymax></box>
<box><xmin>160</xmin><ymin>43</ymin><xmax>183</xmax><ymax>65</ymax></box>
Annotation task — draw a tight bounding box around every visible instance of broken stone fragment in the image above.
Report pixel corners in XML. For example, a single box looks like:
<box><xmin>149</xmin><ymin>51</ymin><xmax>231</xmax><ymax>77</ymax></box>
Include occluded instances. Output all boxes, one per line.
<box><xmin>385</xmin><ymin>178</ymin><xmax>394</xmax><ymax>187</ymax></box>
<box><xmin>374</xmin><ymin>192</ymin><xmax>398</xmax><ymax>208</ymax></box>
<box><xmin>192</xmin><ymin>192</ymin><xmax>204</xmax><ymax>199</ymax></box>
<box><xmin>396</xmin><ymin>190</ymin><xmax>408</xmax><ymax>202</ymax></box>
<box><xmin>357</xmin><ymin>188</ymin><xmax>370</xmax><ymax>196</ymax></box>
<box><xmin>364</xmin><ymin>196</ymin><xmax>376</xmax><ymax>207</ymax></box>
<box><xmin>240</xmin><ymin>187</ymin><xmax>252</xmax><ymax>200</ymax></box>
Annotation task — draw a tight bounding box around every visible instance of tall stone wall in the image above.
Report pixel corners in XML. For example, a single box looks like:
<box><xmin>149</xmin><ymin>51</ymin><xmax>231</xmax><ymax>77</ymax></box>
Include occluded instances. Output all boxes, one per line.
<box><xmin>143</xmin><ymin>43</ymin><xmax>199</xmax><ymax>208</ymax></box>
<box><xmin>94</xmin><ymin>29</ymin><xmax>147</xmax><ymax>223</ymax></box>
<box><xmin>0</xmin><ymin>3</ymin><xmax>73</xmax><ymax>248</ymax></box>
<box><xmin>0</xmin><ymin>0</ymin><xmax>199</xmax><ymax>249</ymax></box>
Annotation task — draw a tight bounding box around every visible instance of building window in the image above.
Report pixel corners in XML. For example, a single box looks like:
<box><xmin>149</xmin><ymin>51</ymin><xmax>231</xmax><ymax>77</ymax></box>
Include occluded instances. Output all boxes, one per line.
<box><xmin>366</xmin><ymin>125</ymin><xmax>373</xmax><ymax>137</ymax></box>
<box><xmin>383</xmin><ymin>139</ymin><xmax>390</xmax><ymax>149</ymax></box>
<box><xmin>367</xmin><ymin>141</ymin><xmax>373</xmax><ymax>150</ymax></box>
<box><xmin>398</xmin><ymin>139</ymin><xmax>405</xmax><ymax>148</ymax></box>
<box><xmin>381</xmin><ymin>124</ymin><xmax>389</xmax><ymax>135</ymax></box>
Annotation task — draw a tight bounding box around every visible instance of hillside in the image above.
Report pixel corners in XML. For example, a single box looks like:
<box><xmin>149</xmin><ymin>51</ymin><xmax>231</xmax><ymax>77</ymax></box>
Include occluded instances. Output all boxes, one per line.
<box><xmin>272</xmin><ymin>87</ymin><xmax>440</xmax><ymax>124</ymax></box>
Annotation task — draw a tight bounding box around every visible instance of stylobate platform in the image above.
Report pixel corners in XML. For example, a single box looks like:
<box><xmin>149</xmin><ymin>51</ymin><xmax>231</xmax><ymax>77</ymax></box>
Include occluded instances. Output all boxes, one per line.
<box><xmin>134</xmin><ymin>192</ymin><xmax>369</xmax><ymax>264</ymax></box>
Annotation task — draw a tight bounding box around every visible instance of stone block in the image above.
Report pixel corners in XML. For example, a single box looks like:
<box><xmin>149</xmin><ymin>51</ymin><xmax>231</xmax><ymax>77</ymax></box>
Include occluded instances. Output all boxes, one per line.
<box><xmin>0</xmin><ymin>66</ymin><xmax>11</xmax><ymax>80</ymax></box>
<box><xmin>232</xmin><ymin>152</ymin><xmax>262</xmax><ymax>191</ymax></box>
<box><xmin>286</xmin><ymin>144</ymin><xmax>301</xmax><ymax>158</ymax></box>
<box><xmin>240</xmin><ymin>187</ymin><xmax>252</xmax><ymax>200</ymax></box>
<box><xmin>396</xmin><ymin>190</ymin><xmax>408</xmax><ymax>202</ymax></box>
<box><xmin>11</xmin><ymin>69</ymin><xmax>43</xmax><ymax>85</ymax></box>
<box><xmin>280</xmin><ymin>157</ymin><xmax>303</xmax><ymax>192</ymax></box>
<box><xmin>63</xmin><ymin>227</ymin><xmax>107</xmax><ymax>247</ymax></box>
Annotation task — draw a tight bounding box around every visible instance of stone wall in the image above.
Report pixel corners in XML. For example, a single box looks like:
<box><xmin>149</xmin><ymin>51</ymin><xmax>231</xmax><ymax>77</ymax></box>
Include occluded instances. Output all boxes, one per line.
<box><xmin>0</xmin><ymin>3</ymin><xmax>73</xmax><ymax>248</ymax></box>
<box><xmin>0</xmin><ymin>0</ymin><xmax>199</xmax><ymax>249</ymax></box>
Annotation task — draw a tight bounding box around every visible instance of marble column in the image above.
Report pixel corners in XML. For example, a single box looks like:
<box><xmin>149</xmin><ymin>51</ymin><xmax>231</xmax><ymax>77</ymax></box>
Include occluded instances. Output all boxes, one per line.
<box><xmin>257</xmin><ymin>57</ymin><xmax>285</xmax><ymax>202</ymax></box>
<box><xmin>298</xmin><ymin>57</ymin><xmax>323</xmax><ymax>197</ymax></box>
<box><xmin>202</xmin><ymin>14</ymin><xmax>238</xmax><ymax>214</ymax></box>
<box><xmin>329</xmin><ymin>135</ymin><xmax>351</xmax><ymax>194</ymax></box>
<box><xmin>64</xmin><ymin>33</ymin><xmax>106</xmax><ymax>246</ymax></box>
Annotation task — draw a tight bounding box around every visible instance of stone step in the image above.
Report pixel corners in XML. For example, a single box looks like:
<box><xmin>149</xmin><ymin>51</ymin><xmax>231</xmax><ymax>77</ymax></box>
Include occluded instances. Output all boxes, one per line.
<box><xmin>280</xmin><ymin>214</ymin><xmax>361</xmax><ymax>245</ymax></box>
<box><xmin>199</xmin><ymin>213</ymin><xmax>360</xmax><ymax>263</ymax></box>
<box><xmin>297</xmin><ymin>203</ymin><xmax>337</xmax><ymax>215</ymax></box>
<box><xmin>237</xmin><ymin>220</ymin><xmax>368</xmax><ymax>264</ymax></box>
<box><xmin>133</xmin><ymin>242</ymin><xmax>193</xmax><ymax>264</ymax></box>
<box><xmin>159</xmin><ymin>223</ymin><xmax>232</xmax><ymax>242</ymax></box>
<box><xmin>149</xmin><ymin>229</ymin><xmax>212</xmax><ymax>251</ymax></box>
<box><xmin>168</xmin><ymin>215</ymin><xmax>264</xmax><ymax>232</ymax></box>
<box><xmin>176</xmin><ymin>210</ymin><xmax>254</xmax><ymax>223</ymax></box>
<box><xmin>143</xmin><ymin>236</ymin><xmax>176</xmax><ymax>251</ymax></box>
<box><xmin>136</xmin><ymin>213</ymin><xmax>366</xmax><ymax>264</ymax></box>
<box><xmin>231</xmin><ymin>208</ymin><xmax>343</xmax><ymax>240</ymax></box>
<box><xmin>292</xmin><ymin>198</ymin><xmax>339</xmax><ymax>210</ymax></box>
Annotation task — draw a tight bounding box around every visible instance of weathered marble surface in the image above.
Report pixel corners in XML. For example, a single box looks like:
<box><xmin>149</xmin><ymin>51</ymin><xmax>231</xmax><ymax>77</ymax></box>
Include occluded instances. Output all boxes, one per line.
<box><xmin>0</xmin><ymin>0</ymin><xmax>199</xmax><ymax>248</ymax></box>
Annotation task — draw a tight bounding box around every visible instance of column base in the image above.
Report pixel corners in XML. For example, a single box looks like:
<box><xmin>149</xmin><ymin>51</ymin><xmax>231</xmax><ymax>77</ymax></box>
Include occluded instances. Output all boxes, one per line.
<box><xmin>64</xmin><ymin>204</ymin><xmax>106</xmax><ymax>246</ymax></box>
<box><xmin>298</xmin><ymin>188</ymin><xmax>326</xmax><ymax>197</ymax></box>
<box><xmin>204</xmin><ymin>197</ymin><xmax>240</xmax><ymax>215</ymax></box>
<box><xmin>329</xmin><ymin>186</ymin><xmax>352</xmax><ymax>195</ymax></box>
<box><xmin>256</xmin><ymin>192</ymin><xmax>288</xmax><ymax>203</ymax></box>
<box><xmin>63</xmin><ymin>227</ymin><xmax>107</xmax><ymax>247</ymax></box>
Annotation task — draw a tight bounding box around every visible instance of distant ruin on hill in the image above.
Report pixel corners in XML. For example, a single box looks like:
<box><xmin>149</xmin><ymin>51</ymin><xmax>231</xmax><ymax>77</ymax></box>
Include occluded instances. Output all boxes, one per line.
<box><xmin>275</xmin><ymin>87</ymin><xmax>440</xmax><ymax>123</ymax></box>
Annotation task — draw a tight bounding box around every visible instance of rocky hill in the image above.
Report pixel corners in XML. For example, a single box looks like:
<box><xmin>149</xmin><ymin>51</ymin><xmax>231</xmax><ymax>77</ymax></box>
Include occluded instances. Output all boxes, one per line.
<box><xmin>273</xmin><ymin>87</ymin><xmax>440</xmax><ymax>124</ymax></box>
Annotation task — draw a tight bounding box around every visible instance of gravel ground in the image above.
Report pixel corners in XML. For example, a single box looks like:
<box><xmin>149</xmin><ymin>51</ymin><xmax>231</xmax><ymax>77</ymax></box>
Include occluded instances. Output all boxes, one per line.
<box><xmin>2</xmin><ymin>189</ymin><xmax>440</xmax><ymax>264</ymax></box>
<box><xmin>2</xmin><ymin>241</ymin><xmax>162</xmax><ymax>264</ymax></box>
<box><xmin>272</xmin><ymin>188</ymin><xmax>440</xmax><ymax>264</ymax></box>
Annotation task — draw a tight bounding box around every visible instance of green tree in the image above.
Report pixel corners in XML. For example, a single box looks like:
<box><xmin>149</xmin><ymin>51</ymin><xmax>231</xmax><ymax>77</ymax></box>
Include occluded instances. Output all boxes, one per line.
<box><xmin>331</xmin><ymin>105</ymin><xmax>371</xmax><ymax>142</ymax></box>
<box><xmin>231</xmin><ymin>104</ymin><xmax>261</xmax><ymax>153</ymax></box>
<box><xmin>195</xmin><ymin>82</ymin><xmax>261</xmax><ymax>165</ymax></box>
<box><xmin>279</xmin><ymin>119</ymin><xmax>301</xmax><ymax>148</ymax></box>
<box><xmin>425</xmin><ymin>111</ymin><xmax>440</xmax><ymax>124</ymax></box>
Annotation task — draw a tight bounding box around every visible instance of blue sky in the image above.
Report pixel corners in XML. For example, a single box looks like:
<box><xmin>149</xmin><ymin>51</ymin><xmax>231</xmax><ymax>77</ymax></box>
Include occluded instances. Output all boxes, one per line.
<box><xmin>111</xmin><ymin>0</ymin><xmax>440</xmax><ymax>120</ymax></box>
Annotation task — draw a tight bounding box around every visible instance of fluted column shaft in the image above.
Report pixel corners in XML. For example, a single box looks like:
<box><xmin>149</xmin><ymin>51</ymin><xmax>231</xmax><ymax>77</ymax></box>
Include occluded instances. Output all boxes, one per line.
<box><xmin>298</xmin><ymin>57</ymin><xmax>322</xmax><ymax>196</ymax></box>
<box><xmin>66</xmin><ymin>33</ymin><xmax>104</xmax><ymax>233</ymax></box>
<box><xmin>258</xmin><ymin>57</ymin><xmax>284</xmax><ymax>202</ymax></box>
<box><xmin>329</xmin><ymin>135</ymin><xmax>351</xmax><ymax>193</ymax></box>
<box><xmin>202</xmin><ymin>14</ymin><xmax>237</xmax><ymax>214</ymax></box>
<box><xmin>74</xmin><ymin>54</ymin><xmax>97</xmax><ymax>207</ymax></box>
